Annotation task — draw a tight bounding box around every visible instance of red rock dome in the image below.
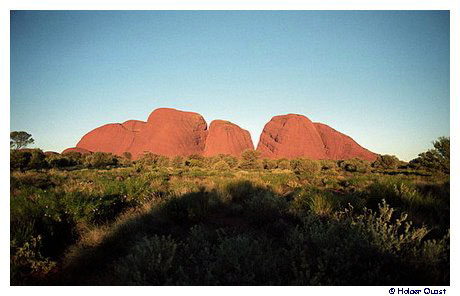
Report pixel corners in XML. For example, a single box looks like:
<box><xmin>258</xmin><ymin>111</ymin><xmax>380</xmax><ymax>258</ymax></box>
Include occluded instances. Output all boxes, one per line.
<box><xmin>203</xmin><ymin>120</ymin><xmax>254</xmax><ymax>157</ymax></box>
<box><xmin>65</xmin><ymin>108</ymin><xmax>377</xmax><ymax>161</ymax></box>
<box><xmin>257</xmin><ymin>114</ymin><xmax>327</xmax><ymax>159</ymax></box>
<box><xmin>313</xmin><ymin>123</ymin><xmax>378</xmax><ymax>161</ymax></box>
<box><xmin>256</xmin><ymin>114</ymin><xmax>377</xmax><ymax>161</ymax></box>
<box><xmin>128</xmin><ymin>108</ymin><xmax>208</xmax><ymax>158</ymax></box>
<box><xmin>76</xmin><ymin>123</ymin><xmax>137</xmax><ymax>156</ymax></box>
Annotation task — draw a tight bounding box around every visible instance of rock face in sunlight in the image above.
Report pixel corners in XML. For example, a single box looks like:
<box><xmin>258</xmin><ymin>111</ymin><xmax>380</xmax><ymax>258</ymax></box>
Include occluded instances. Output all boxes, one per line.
<box><xmin>314</xmin><ymin>122</ymin><xmax>378</xmax><ymax>161</ymax></box>
<box><xmin>257</xmin><ymin>114</ymin><xmax>327</xmax><ymax>159</ymax></box>
<box><xmin>256</xmin><ymin>114</ymin><xmax>378</xmax><ymax>161</ymax></box>
<box><xmin>68</xmin><ymin>108</ymin><xmax>252</xmax><ymax>159</ymax></box>
<box><xmin>75</xmin><ymin>122</ymin><xmax>141</xmax><ymax>156</ymax></box>
<box><xmin>65</xmin><ymin>108</ymin><xmax>376</xmax><ymax>160</ymax></box>
<box><xmin>128</xmin><ymin>108</ymin><xmax>208</xmax><ymax>158</ymax></box>
<box><xmin>203</xmin><ymin>120</ymin><xmax>254</xmax><ymax>157</ymax></box>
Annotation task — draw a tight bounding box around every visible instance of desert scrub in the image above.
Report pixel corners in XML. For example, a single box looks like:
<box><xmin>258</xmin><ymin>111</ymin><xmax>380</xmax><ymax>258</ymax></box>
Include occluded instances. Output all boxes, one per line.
<box><xmin>223</xmin><ymin>179</ymin><xmax>266</xmax><ymax>203</ymax></box>
<box><xmin>290</xmin><ymin>158</ymin><xmax>321</xmax><ymax>178</ymax></box>
<box><xmin>11</xmin><ymin>235</ymin><xmax>56</xmax><ymax>285</ymax></box>
<box><xmin>289</xmin><ymin>187</ymin><xmax>336</xmax><ymax>218</ymax></box>
<box><xmin>338</xmin><ymin>158</ymin><xmax>371</xmax><ymax>173</ymax></box>
<box><xmin>161</xmin><ymin>189</ymin><xmax>221</xmax><ymax>224</ymax></box>
<box><xmin>108</xmin><ymin>235</ymin><xmax>182</xmax><ymax>285</ymax></box>
<box><xmin>243</xmin><ymin>191</ymin><xmax>287</xmax><ymax>225</ymax></box>
<box><xmin>11</xmin><ymin>188</ymin><xmax>75</xmax><ymax>259</ymax></box>
<box><xmin>366</xmin><ymin>179</ymin><xmax>448</xmax><ymax>231</ymax></box>
<box><xmin>343</xmin><ymin>201</ymin><xmax>450</xmax><ymax>284</ymax></box>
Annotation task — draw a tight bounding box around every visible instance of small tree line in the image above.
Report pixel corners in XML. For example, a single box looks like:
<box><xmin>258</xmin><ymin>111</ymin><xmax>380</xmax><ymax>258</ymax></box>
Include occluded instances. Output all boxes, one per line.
<box><xmin>10</xmin><ymin>131</ymin><xmax>450</xmax><ymax>175</ymax></box>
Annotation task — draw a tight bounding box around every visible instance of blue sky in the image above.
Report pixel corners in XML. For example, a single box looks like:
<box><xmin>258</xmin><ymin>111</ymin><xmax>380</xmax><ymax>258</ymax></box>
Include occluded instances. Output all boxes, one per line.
<box><xmin>10</xmin><ymin>10</ymin><xmax>449</xmax><ymax>161</ymax></box>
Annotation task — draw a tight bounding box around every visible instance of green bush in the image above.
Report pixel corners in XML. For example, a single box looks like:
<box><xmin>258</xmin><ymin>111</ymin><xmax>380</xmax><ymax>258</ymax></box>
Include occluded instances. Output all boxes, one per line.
<box><xmin>409</xmin><ymin>137</ymin><xmax>450</xmax><ymax>174</ymax></box>
<box><xmin>372</xmin><ymin>154</ymin><xmax>400</xmax><ymax>169</ymax></box>
<box><xmin>222</xmin><ymin>155</ymin><xmax>238</xmax><ymax>168</ymax></box>
<box><xmin>290</xmin><ymin>158</ymin><xmax>321</xmax><ymax>177</ymax></box>
<box><xmin>11</xmin><ymin>235</ymin><xmax>56</xmax><ymax>285</ymax></box>
<box><xmin>244</xmin><ymin>192</ymin><xmax>287</xmax><ymax>225</ymax></box>
<box><xmin>136</xmin><ymin>153</ymin><xmax>169</xmax><ymax>168</ymax></box>
<box><xmin>171</xmin><ymin>156</ymin><xmax>184</xmax><ymax>168</ymax></box>
<box><xmin>239</xmin><ymin>150</ymin><xmax>261</xmax><ymax>170</ymax></box>
<box><xmin>84</xmin><ymin>152</ymin><xmax>118</xmax><ymax>169</ymax></box>
<box><xmin>46</xmin><ymin>154</ymin><xmax>73</xmax><ymax>168</ymax></box>
<box><xmin>338</xmin><ymin>158</ymin><xmax>371</xmax><ymax>173</ymax></box>
<box><xmin>224</xmin><ymin>179</ymin><xmax>264</xmax><ymax>203</ymax></box>
<box><xmin>63</xmin><ymin>151</ymin><xmax>85</xmax><ymax>165</ymax></box>
<box><xmin>28</xmin><ymin>150</ymin><xmax>48</xmax><ymax>170</ymax></box>
<box><xmin>162</xmin><ymin>190</ymin><xmax>218</xmax><ymax>224</ymax></box>
<box><xmin>262</xmin><ymin>158</ymin><xmax>277</xmax><ymax>170</ymax></box>
<box><xmin>213</xmin><ymin>160</ymin><xmax>230</xmax><ymax>171</ymax></box>
<box><xmin>277</xmin><ymin>158</ymin><xmax>291</xmax><ymax>170</ymax></box>
<box><xmin>319</xmin><ymin>159</ymin><xmax>338</xmax><ymax>171</ymax></box>
<box><xmin>109</xmin><ymin>235</ymin><xmax>181</xmax><ymax>285</ymax></box>
<box><xmin>11</xmin><ymin>150</ymin><xmax>32</xmax><ymax>171</ymax></box>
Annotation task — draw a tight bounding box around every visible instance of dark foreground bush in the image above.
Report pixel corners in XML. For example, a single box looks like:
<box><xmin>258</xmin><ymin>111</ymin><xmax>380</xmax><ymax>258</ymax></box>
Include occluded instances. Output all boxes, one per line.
<box><xmin>59</xmin><ymin>198</ymin><xmax>449</xmax><ymax>285</ymax></box>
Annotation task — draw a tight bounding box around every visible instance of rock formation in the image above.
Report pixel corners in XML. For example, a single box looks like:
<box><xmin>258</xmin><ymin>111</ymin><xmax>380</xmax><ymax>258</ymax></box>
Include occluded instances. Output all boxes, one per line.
<box><xmin>76</xmin><ymin>123</ymin><xmax>139</xmax><ymax>156</ymax></box>
<box><xmin>314</xmin><ymin>123</ymin><xmax>377</xmax><ymax>161</ymax></box>
<box><xmin>257</xmin><ymin>114</ymin><xmax>377</xmax><ymax>161</ymax></box>
<box><xmin>203</xmin><ymin>120</ymin><xmax>254</xmax><ymax>157</ymax></box>
<box><xmin>65</xmin><ymin>108</ymin><xmax>377</xmax><ymax>161</ymax></box>
<box><xmin>257</xmin><ymin>114</ymin><xmax>327</xmax><ymax>159</ymax></box>
<box><xmin>127</xmin><ymin>108</ymin><xmax>208</xmax><ymax>158</ymax></box>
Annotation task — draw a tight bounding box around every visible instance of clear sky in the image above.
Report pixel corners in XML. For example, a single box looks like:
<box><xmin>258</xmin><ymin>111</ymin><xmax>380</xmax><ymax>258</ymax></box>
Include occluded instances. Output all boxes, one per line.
<box><xmin>10</xmin><ymin>10</ymin><xmax>449</xmax><ymax>161</ymax></box>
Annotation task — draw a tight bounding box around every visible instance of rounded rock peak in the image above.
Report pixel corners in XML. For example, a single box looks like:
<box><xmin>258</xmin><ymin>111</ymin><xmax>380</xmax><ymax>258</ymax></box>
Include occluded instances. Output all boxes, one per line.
<box><xmin>147</xmin><ymin>107</ymin><xmax>206</xmax><ymax>125</ymax></box>
<box><xmin>204</xmin><ymin>119</ymin><xmax>254</xmax><ymax>157</ymax></box>
<box><xmin>121</xmin><ymin>120</ymin><xmax>147</xmax><ymax>132</ymax></box>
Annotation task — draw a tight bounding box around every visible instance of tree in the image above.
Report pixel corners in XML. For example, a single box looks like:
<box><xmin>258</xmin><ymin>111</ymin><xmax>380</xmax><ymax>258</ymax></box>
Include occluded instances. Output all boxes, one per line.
<box><xmin>372</xmin><ymin>155</ymin><xmax>400</xmax><ymax>169</ymax></box>
<box><xmin>239</xmin><ymin>149</ymin><xmax>261</xmax><ymax>169</ymax></box>
<box><xmin>10</xmin><ymin>131</ymin><xmax>34</xmax><ymax>150</ymax></box>
<box><xmin>410</xmin><ymin>137</ymin><xmax>450</xmax><ymax>174</ymax></box>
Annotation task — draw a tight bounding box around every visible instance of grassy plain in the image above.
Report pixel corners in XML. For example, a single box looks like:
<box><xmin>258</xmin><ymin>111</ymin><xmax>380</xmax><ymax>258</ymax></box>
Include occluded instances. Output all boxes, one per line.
<box><xmin>10</xmin><ymin>155</ymin><xmax>449</xmax><ymax>285</ymax></box>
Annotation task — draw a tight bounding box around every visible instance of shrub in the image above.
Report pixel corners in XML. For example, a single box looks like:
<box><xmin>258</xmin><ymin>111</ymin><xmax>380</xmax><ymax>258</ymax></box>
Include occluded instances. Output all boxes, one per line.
<box><xmin>244</xmin><ymin>192</ymin><xmax>287</xmax><ymax>225</ymax></box>
<box><xmin>410</xmin><ymin>137</ymin><xmax>450</xmax><ymax>174</ymax></box>
<box><xmin>63</xmin><ymin>151</ymin><xmax>85</xmax><ymax>165</ymax></box>
<box><xmin>372</xmin><ymin>154</ymin><xmax>400</xmax><ymax>169</ymax></box>
<box><xmin>11</xmin><ymin>235</ymin><xmax>56</xmax><ymax>285</ymax></box>
<box><xmin>122</xmin><ymin>152</ymin><xmax>132</xmax><ymax>160</ymax></box>
<box><xmin>185</xmin><ymin>158</ymin><xmax>205</xmax><ymax>168</ymax></box>
<box><xmin>222</xmin><ymin>155</ymin><xmax>238</xmax><ymax>168</ymax></box>
<box><xmin>319</xmin><ymin>159</ymin><xmax>338</xmax><ymax>171</ymax></box>
<box><xmin>109</xmin><ymin>235</ymin><xmax>180</xmax><ymax>285</ymax></box>
<box><xmin>224</xmin><ymin>179</ymin><xmax>263</xmax><ymax>203</ymax></box>
<box><xmin>171</xmin><ymin>156</ymin><xmax>184</xmax><ymax>168</ymax></box>
<box><xmin>290</xmin><ymin>188</ymin><xmax>335</xmax><ymax>218</ymax></box>
<box><xmin>10</xmin><ymin>150</ymin><xmax>32</xmax><ymax>171</ymax></box>
<box><xmin>28</xmin><ymin>150</ymin><xmax>48</xmax><ymax>170</ymax></box>
<box><xmin>277</xmin><ymin>158</ymin><xmax>291</xmax><ymax>170</ymax></box>
<box><xmin>84</xmin><ymin>152</ymin><xmax>118</xmax><ymax>169</ymax></box>
<box><xmin>262</xmin><ymin>158</ymin><xmax>277</xmax><ymax>170</ymax></box>
<box><xmin>137</xmin><ymin>153</ymin><xmax>169</xmax><ymax>168</ymax></box>
<box><xmin>46</xmin><ymin>154</ymin><xmax>73</xmax><ymax>168</ymax></box>
<box><xmin>162</xmin><ymin>190</ymin><xmax>218</xmax><ymax>224</ymax></box>
<box><xmin>239</xmin><ymin>150</ymin><xmax>262</xmax><ymax>170</ymax></box>
<box><xmin>290</xmin><ymin>158</ymin><xmax>321</xmax><ymax>177</ymax></box>
<box><xmin>213</xmin><ymin>160</ymin><xmax>230</xmax><ymax>171</ymax></box>
<box><xmin>338</xmin><ymin>158</ymin><xmax>371</xmax><ymax>173</ymax></box>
